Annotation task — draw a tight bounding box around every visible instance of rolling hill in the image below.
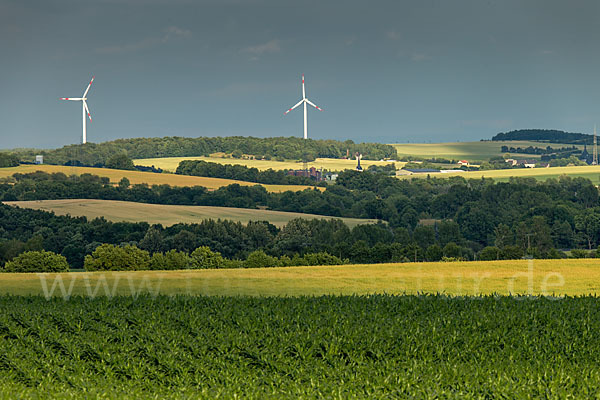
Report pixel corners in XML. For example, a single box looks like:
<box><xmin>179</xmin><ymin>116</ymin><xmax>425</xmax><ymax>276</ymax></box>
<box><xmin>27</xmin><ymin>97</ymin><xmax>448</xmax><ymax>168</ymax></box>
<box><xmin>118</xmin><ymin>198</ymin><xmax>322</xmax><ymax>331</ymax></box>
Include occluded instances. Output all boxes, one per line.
<box><xmin>0</xmin><ymin>165</ymin><xmax>318</xmax><ymax>192</ymax></box>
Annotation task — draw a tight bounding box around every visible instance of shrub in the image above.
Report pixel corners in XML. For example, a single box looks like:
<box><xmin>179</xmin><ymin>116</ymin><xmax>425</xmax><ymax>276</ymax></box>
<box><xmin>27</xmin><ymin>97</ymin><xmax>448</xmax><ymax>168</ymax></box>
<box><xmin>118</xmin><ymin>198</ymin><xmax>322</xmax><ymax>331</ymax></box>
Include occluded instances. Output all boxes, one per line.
<box><xmin>545</xmin><ymin>248</ymin><xmax>566</xmax><ymax>259</ymax></box>
<box><xmin>84</xmin><ymin>244</ymin><xmax>151</xmax><ymax>271</ymax></box>
<box><xmin>106</xmin><ymin>154</ymin><xmax>135</xmax><ymax>170</ymax></box>
<box><xmin>441</xmin><ymin>256</ymin><xmax>465</xmax><ymax>262</ymax></box>
<box><xmin>3</xmin><ymin>251</ymin><xmax>69</xmax><ymax>273</ymax></box>
<box><xmin>118</xmin><ymin>177</ymin><xmax>130</xmax><ymax>189</ymax></box>
<box><xmin>479</xmin><ymin>246</ymin><xmax>501</xmax><ymax>261</ymax></box>
<box><xmin>570</xmin><ymin>249</ymin><xmax>589</xmax><ymax>259</ymax></box>
<box><xmin>246</xmin><ymin>250</ymin><xmax>279</xmax><ymax>268</ymax></box>
<box><xmin>290</xmin><ymin>254</ymin><xmax>305</xmax><ymax>266</ymax></box>
<box><xmin>150</xmin><ymin>250</ymin><xmax>193</xmax><ymax>270</ymax></box>
<box><xmin>425</xmin><ymin>244</ymin><xmax>443</xmax><ymax>262</ymax></box>
<box><xmin>231</xmin><ymin>150</ymin><xmax>243</xmax><ymax>159</ymax></box>
<box><xmin>278</xmin><ymin>255</ymin><xmax>293</xmax><ymax>267</ymax></box>
<box><xmin>443</xmin><ymin>242</ymin><xmax>463</xmax><ymax>259</ymax></box>
<box><xmin>190</xmin><ymin>246</ymin><xmax>226</xmax><ymax>269</ymax></box>
<box><xmin>500</xmin><ymin>245</ymin><xmax>524</xmax><ymax>260</ymax></box>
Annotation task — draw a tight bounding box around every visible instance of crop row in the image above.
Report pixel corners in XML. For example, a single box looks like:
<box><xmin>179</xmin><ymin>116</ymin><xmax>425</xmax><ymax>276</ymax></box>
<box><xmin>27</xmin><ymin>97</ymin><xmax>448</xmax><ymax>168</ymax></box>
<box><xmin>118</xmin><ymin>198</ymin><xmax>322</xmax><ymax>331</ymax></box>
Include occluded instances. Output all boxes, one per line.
<box><xmin>1</xmin><ymin>295</ymin><xmax>599</xmax><ymax>398</ymax></box>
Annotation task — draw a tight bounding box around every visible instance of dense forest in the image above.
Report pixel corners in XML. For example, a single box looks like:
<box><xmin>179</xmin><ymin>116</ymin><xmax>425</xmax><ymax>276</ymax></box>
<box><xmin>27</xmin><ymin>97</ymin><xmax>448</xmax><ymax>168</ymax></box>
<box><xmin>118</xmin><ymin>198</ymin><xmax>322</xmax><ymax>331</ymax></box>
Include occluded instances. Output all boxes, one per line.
<box><xmin>492</xmin><ymin>129</ymin><xmax>593</xmax><ymax>144</ymax></box>
<box><xmin>1</xmin><ymin>170</ymin><xmax>600</xmax><ymax>269</ymax></box>
<box><xmin>0</xmin><ymin>153</ymin><xmax>19</xmax><ymax>168</ymax></box>
<box><xmin>14</xmin><ymin>136</ymin><xmax>397</xmax><ymax>165</ymax></box>
<box><xmin>0</xmin><ymin>204</ymin><xmax>354</xmax><ymax>269</ymax></box>
<box><xmin>176</xmin><ymin>160</ymin><xmax>318</xmax><ymax>185</ymax></box>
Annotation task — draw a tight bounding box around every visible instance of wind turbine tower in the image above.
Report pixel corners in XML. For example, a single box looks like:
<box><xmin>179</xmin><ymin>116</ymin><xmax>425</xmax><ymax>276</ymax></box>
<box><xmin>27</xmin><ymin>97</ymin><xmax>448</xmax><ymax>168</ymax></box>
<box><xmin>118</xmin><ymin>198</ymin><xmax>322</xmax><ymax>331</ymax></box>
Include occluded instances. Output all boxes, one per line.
<box><xmin>61</xmin><ymin>76</ymin><xmax>95</xmax><ymax>144</ymax></box>
<box><xmin>284</xmin><ymin>74</ymin><xmax>323</xmax><ymax>139</ymax></box>
<box><xmin>593</xmin><ymin>125</ymin><xmax>598</xmax><ymax>166</ymax></box>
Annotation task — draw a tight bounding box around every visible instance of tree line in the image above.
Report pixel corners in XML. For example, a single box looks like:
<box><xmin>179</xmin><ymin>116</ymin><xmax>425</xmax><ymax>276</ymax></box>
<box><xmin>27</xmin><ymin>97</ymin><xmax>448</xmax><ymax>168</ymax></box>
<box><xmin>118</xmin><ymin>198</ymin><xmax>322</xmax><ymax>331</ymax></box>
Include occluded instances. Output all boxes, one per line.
<box><xmin>500</xmin><ymin>145</ymin><xmax>580</xmax><ymax>156</ymax></box>
<box><xmin>492</xmin><ymin>129</ymin><xmax>594</xmax><ymax>144</ymax></box>
<box><xmin>1</xmin><ymin>244</ymin><xmax>345</xmax><ymax>272</ymax></box>
<box><xmin>176</xmin><ymin>160</ymin><xmax>318</xmax><ymax>185</ymax></box>
<box><xmin>14</xmin><ymin>136</ymin><xmax>397</xmax><ymax>165</ymax></box>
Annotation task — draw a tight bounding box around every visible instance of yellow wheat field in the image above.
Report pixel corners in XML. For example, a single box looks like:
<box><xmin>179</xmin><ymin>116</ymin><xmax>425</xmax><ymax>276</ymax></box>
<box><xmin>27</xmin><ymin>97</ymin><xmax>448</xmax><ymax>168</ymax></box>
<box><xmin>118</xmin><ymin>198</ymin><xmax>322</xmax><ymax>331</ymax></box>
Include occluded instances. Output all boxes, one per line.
<box><xmin>4</xmin><ymin>199</ymin><xmax>378</xmax><ymax>228</ymax></box>
<box><xmin>1</xmin><ymin>259</ymin><xmax>598</xmax><ymax>297</ymax></box>
<box><xmin>0</xmin><ymin>165</ymin><xmax>318</xmax><ymax>192</ymax></box>
<box><xmin>134</xmin><ymin>156</ymin><xmax>400</xmax><ymax>172</ymax></box>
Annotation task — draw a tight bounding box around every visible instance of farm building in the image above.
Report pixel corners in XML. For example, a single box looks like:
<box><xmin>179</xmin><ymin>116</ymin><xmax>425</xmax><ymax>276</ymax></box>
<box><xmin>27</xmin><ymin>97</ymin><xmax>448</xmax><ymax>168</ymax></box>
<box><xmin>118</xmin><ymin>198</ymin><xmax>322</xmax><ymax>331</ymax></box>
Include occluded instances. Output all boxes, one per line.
<box><xmin>287</xmin><ymin>167</ymin><xmax>323</xmax><ymax>181</ymax></box>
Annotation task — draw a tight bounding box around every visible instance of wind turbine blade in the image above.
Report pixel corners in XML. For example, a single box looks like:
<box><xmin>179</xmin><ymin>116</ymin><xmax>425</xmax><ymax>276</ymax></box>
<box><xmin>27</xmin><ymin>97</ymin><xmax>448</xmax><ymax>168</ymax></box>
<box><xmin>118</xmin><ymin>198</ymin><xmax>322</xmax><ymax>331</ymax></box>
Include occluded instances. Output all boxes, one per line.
<box><xmin>61</xmin><ymin>98</ymin><xmax>83</xmax><ymax>101</ymax></box>
<box><xmin>284</xmin><ymin>99</ymin><xmax>304</xmax><ymax>115</ymax></box>
<box><xmin>306</xmin><ymin>99</ymin><xmax>323</xmax><ymax>111</ymax></box>
<box><xmin>83</xmin><ymin>75</ymin><xmax>95</xmax><ymax>97</ymax></box>
<box><xmin>83</xmin><ymin>101</ymin><xmax>92</xmax><ymax>122</ymax></box>
<box><xmin>302</xmin><ymin>74</ymin><xmax>306</xmax><ymax>99</ymax></box>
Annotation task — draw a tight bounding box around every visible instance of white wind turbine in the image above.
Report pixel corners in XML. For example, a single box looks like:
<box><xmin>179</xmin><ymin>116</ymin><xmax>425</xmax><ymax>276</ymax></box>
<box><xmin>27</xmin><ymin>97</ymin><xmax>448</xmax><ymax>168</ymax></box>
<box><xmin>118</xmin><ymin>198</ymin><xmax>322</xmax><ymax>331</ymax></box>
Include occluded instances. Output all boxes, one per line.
<box><xmin>284</xmin><ymin>74</ymin><xmax>322</xmax><ymax>139</ymax></box>
<box><xmin>60</xmin><ymin>76</ymin><xmax>95</xmax><ymax>144</ymax></box>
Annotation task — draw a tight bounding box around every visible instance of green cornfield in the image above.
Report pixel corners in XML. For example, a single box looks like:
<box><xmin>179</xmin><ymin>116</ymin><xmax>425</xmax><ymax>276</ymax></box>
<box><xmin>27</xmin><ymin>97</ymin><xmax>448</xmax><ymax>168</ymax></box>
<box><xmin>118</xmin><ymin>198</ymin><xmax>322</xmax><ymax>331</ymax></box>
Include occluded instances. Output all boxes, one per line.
<box><xmin>1</xmin><ymin>295</ymin><xmax>599</xmax><ymax>399</ymax></box>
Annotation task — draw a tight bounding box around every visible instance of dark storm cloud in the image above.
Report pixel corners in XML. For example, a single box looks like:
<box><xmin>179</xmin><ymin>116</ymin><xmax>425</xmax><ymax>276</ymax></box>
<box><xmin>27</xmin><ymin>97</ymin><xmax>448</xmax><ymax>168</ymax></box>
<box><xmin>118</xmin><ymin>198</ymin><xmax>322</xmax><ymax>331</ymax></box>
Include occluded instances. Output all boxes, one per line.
<box><xmin>2</xmin><ymin>0</ymin><xmax>600</xmax><ymax>148</ymax></box>
<box><xmin>96</xmin><ymin>26</ymin><xmax>192</xmax><ymax>54</ymax></box>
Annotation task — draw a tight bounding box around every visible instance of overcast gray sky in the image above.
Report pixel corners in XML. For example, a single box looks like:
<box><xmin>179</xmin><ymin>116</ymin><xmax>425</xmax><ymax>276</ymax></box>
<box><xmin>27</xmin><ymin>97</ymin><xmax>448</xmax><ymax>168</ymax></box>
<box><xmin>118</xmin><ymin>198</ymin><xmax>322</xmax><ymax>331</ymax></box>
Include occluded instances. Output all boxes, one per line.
<box><xmin>2</xmin><ymin>0</ymin><xmax>600</xmax><ymax>149</ymax></box>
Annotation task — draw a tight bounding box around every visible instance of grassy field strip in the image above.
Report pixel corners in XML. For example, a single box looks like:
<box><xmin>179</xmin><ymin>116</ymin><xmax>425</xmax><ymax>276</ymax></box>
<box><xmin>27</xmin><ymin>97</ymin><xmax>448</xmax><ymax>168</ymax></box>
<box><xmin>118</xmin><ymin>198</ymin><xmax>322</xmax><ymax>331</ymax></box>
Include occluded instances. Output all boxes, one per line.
<box><xmin>401</xmin><ymin>165</ymin><xmax>600</xmax><ymax>184</ymax></box>
<box><xmin>4</xmin><ymin>199</ymin><xmax>379</xmax><ymax>228</ymax></box>
<box><xmin>134</xmin><ymin>156</ymin><xmax>400</xmax><ymax>172</ymax></box>
<box><xmin>391</xmin><ymin>140</ymin><xmax>583</xmax><ymax>161</ymax></box>
<box><xmin>0</xmin><ymin>165</ymin><xmax>318</xmax><ymax>192</ymax></box>
<box><xmin>1</xmin><ymin>259</ymin><xmax>598</xmax><ymax>297</ymax></box>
